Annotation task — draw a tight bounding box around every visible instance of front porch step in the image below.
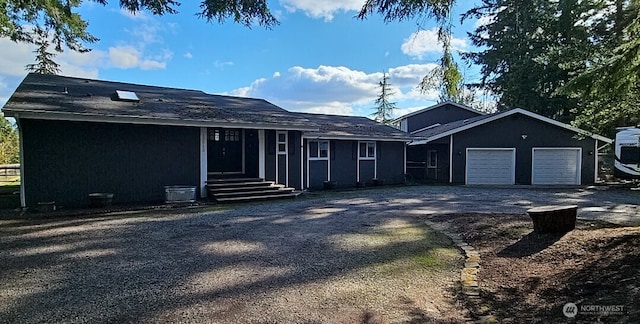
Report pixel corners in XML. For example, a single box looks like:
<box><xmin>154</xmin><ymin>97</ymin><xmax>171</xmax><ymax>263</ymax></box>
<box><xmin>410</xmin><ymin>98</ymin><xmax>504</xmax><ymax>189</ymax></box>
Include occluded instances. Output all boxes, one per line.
<box><xmin>206</xmin><ymin>178</ymin><xmax>300</xmax><ymax>203</ymax></box>
<box><xmin>215</xmin><ymin>192</ymin><xmax>301</xmax><ymax>203</ymax></box>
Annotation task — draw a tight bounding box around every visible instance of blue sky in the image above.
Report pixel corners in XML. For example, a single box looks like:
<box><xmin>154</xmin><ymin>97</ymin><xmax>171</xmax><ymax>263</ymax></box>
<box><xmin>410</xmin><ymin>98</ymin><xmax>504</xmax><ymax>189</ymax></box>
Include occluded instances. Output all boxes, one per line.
<box><xmin>0</xmin><ymin>0</ymin><xmax>487</xmax><ymax>118</ymax></box>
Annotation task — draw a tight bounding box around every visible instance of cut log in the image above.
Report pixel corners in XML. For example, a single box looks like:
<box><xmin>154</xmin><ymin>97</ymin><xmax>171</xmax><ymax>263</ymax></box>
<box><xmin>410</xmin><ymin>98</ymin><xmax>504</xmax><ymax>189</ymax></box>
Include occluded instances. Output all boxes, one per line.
<box><xmin>527</xmin><ymin>205</ymin><xmax>578</xmax><ymax>234</ymax></box>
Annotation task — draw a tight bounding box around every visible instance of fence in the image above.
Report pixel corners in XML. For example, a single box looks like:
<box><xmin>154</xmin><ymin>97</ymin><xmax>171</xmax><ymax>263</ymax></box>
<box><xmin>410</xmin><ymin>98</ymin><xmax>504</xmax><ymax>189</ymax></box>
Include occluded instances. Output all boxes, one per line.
<box><xmin>0</xmin><ymin>164</ymin><xmax>20</xmax><ymax>183</ymax></box>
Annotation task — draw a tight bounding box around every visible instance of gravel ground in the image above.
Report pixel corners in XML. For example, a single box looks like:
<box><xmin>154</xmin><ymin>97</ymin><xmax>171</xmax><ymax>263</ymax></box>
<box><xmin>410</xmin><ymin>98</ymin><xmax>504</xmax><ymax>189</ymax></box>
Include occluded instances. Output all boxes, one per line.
<box><xmin>1</xmin><ymin>185</ymin><xmax>638</xmax><ymax>323</ymax></box>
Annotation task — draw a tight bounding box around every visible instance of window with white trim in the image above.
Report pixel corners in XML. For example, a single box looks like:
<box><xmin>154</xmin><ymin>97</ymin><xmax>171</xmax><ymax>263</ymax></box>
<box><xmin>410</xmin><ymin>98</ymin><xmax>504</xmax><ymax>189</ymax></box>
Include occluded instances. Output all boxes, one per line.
<box><xmin>277</xmin><ymin>131</ymin><xmax>287</xmax><ymax>154</ymax></box>
<box><xmin>427</xmin><ymin>150</ymin><xmax>437</xmax><ymax>168</ymax></box>
<box><xmin>309</xmin><ymin>140</ymin><xmax>329</xmax><ymax>160</ymax></box>
<box><xmin>359</xmin><ymin>141</ymin><xmax>376</xmax><ymax>159</ymax></box>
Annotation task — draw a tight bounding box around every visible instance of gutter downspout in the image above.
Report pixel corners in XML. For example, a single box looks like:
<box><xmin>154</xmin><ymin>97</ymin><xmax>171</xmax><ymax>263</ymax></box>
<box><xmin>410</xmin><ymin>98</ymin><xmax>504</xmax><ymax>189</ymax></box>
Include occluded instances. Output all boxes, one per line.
<box><xmin>15</xmin><ymin>115</ymin><xmax>26</xmax><ymax>209</ymax></box>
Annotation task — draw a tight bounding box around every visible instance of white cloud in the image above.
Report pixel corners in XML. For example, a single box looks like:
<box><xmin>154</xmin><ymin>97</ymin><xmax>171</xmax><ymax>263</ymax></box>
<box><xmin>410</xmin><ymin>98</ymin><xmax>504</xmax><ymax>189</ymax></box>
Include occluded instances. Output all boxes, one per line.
<box><xmin>228</xmin><ymin>64</ymin><xmax>440</xmax><ymax>115</ymax></box>
<box><xmin>119</xmin><ymin>8</ymin><xmax>150</xmax><ymax>20</ymax></box>
<box><xmin>401</xmin><ymin>28</ymin><xmax>468</xmax><ymax>59</ymax></box>
<box><xmin>184</xmin><ymin>52</ymin><xmax>193</xmax><ymax>59</ymax></box>
<box><xmin>475</xmin><ymin>15</ymin><xmax>495</xmax><ymax>28</ymax></box>
<box><xmin>213</xmin><ymin>60</ymin><xmax>234</xmax><ymax>70</ymax></box>
<box><xmin>280</xmin><ymin>0</ymin><xmax>365</xmax><ymax>21</ymax></box>
<box><xmin>108</xmin><ymin>45</ymin><xmax>167</xmax><ymax>70</ymax></box>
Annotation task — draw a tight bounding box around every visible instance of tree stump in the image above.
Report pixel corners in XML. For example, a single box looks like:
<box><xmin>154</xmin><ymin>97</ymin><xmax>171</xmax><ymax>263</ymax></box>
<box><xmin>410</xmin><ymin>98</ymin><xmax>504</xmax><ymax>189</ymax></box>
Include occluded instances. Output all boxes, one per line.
<box><xmin>527</xmin><ymin>205</ymin><xmax>578</xmax><ymax>234</ymax></box>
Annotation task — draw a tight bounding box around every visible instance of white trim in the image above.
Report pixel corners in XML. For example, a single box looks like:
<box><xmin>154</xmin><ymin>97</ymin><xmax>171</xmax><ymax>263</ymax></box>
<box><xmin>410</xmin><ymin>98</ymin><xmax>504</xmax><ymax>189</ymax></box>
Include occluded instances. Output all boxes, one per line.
<box><xmin>301</xmin><ymin>139</ymin><xmax>305</xmax><ymax>190</ymax></box>
<box><xmin>7</xmin><ymin>110</ymin><xmax>318</xmax><ymax>132</ymax></box>
<box><xmin>594</xmin><ymin>139</ymin><xmax>599</xmax><ymax>182</ymax></box>
<box><xmin>465</xmin><ymin>148</ymin><xmax>516</xmax><ymax>185</ymax></box>
<box><xmin>403</xmin><ymin>145</ymin><xmax>407</xmax><ymax>175</ymax></box>
<box><xmin>449</xmin><ymin>135</ymin><xmax>454</xmax><ymax>183</ymax></box>
<box><xmin>393</xmin><ymin>101</ymin><xmax>487</xmax><ymax>123</ymax></box>
<box><xmin>411</xmin><ymin>108</ymin><xmax>612</xmax><ymax>145</ymax></box>
<box><xmin>199</xmin><ymin>128</ymin><xmax>208</xmax><ymax>198</ymax></box>
<box><xmin>358</xmin><ymin>141</ymin><xmax>376</xmax><ymax>160</ymax></box>
<box><xmin>276</xmin><ymin>131</ymin><xmax>288</xmax><ymax>186</ymax></box>
<box><xmin>258</xmin><ymin>130</ymin><xmax>265</xmax><ymax>179</ymax></box>
<box><xmin>15</xmin><ymin>117</ymin><xmax>26</xmax><ymax>208</ymax></box>
<box><xmin>307</xmin><ymin>140</ymin><xmax>330</xmax><ymax>161</ymax></box>
<box><xmin>410</xmin><ymin>123</ymin><xmax>441</xmax><ymax>134</ymax></box>
<box><xmin>531</xmin><ymin>147</ymin><xmax>582</xmax><ymax>185</ymax></box>
<box><xmin>328</xmin><ymin>142</ymin><xmax>332</xmax><ymax>181</ymax></box>
<box><xmin>400</xmin><ymin>119</ymin><xmax>408</xmax><ymax>132</ymax></box>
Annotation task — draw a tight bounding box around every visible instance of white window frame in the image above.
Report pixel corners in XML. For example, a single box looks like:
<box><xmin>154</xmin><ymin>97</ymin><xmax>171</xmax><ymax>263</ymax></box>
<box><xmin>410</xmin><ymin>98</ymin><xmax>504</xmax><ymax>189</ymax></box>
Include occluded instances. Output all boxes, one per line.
<box><xmin>277</xmin><ymin>131</ymin><xmax>288</xmax><ymax>155</ymax></box>
<box><xmin>427</xmin><ymin>150</ymin><xmax>437</xmax><ymax>168</ymax></box>
<box><xmin>358</xmin><ymin>141</ymin><xmax>376</xmax><ymax>160</ymax></box>
<box><xmin>308</xmin><ymin>140</ymin><xmax>330</xmax><ymax>161</ymax></box>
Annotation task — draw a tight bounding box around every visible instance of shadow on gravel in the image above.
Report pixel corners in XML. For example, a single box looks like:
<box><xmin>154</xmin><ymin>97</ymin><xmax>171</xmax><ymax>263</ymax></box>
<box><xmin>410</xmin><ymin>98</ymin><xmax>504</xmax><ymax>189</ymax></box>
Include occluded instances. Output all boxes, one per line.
<box><xmin>0</xmin><ymin>196</ymin><xmax>462</xmax><ymax>323</ymax></box>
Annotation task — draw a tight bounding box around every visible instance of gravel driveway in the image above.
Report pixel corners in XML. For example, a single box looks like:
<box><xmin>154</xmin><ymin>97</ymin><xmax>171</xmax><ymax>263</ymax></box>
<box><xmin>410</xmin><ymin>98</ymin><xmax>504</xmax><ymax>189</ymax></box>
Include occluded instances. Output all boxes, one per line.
<box><xmin>1</xmin><ymin>185</ymin><xmax>638</xmax><ymax>323</ymax></box>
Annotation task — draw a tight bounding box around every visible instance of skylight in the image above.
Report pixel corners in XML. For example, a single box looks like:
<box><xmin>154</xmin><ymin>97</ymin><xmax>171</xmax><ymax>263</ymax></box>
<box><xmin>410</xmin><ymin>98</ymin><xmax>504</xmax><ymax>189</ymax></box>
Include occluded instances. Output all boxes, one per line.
<box><xmin>115</xmin><ymin>90</ymin><xmax>139</xmax><ymax>102</ymax></box>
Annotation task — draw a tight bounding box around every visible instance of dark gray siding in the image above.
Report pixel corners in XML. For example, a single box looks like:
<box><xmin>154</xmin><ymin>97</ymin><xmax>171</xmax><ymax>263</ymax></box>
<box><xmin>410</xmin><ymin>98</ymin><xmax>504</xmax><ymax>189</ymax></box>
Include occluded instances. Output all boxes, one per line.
<box><xmin>330</xmin><ymin>141</ymin><xmax>358</xmax><ymax>188</ymax></box>
<box><xmin>265</xmin><ymin>130</ymin><xmax>276</xmax><ymax>182</ymax></box>
<box><xmin>287</xmin><ymin>131</ymin><xmax>302</xmax><ymax>189</ymax></box>
<box><xmin>376</xmin><ymin>141</ymin><xmax>405</xmax><ymax>184</ymax></box>
<box><xmin>21</xmin><ymin>119</ymin><xmax>200</xmax><ymax>208</ymax></box>
<box><xmin>450</xmin><ymin>113</ymin><xmax>596</xmax><ymax>184</ymax></box>
<box><xmin>359</xmin><ymin>160</ymin><xmax>375</xmax><ymax>183</ymax></box>
<box><xmin>244</xmin><ymin>129</ymin><xmax>259</xmax><ymax>178</ymax></box>
<box><xmin>407</xmin><ymin>104</ymin><xmax>482</xmax><ymax>132</ymax></box>
<box><xmin>308</xmin><ymin>160</ymin><xmax>329</xmax><ymax>188</ymax></box>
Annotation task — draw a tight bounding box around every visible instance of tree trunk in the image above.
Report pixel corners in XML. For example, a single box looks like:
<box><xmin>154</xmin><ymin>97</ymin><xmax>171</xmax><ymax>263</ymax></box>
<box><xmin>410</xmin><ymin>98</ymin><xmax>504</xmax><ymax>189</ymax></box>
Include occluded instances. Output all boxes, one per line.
<box><xmin>527</xmin><ymin>205</ymin><xmax>578</xmax><ymax>233</ymax></box>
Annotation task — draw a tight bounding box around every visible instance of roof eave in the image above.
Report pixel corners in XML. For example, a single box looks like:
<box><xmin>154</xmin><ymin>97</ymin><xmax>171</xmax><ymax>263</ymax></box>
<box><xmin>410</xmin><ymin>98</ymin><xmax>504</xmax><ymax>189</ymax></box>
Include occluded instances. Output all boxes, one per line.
<box><xmin>408</xmin><ymin>108</ymin><xmax>612</xmax><ymax>145</ymax></box>
<box><xmin>7</xmin><ymin>109</ymin><xmax>319</xmax><ymax>132</ymax></box>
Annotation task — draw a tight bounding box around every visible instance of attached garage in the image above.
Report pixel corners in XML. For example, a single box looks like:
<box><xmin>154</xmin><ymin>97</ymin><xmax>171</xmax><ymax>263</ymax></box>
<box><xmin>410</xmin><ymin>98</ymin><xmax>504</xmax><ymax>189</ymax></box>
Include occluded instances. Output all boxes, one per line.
<box><xmin>466</xmin><ymin>148</ymin><xmax>515</xmax><ymax>185</ymax></box>
<box><xmin>531</xmin><ymin>148</ymin><xmax>581</xmax><ymax>185</ymax></box>
<box><xmin>409</xmin><ymin>107</ymin><xmax>612</xmax><ymax>185</ymax></box>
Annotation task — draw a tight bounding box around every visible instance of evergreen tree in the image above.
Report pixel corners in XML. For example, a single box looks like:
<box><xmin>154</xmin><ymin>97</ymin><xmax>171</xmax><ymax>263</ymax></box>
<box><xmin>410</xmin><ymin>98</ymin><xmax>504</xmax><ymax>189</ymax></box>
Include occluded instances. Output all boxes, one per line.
<box><xmin>25</xmin><ymin>28</ymin><xmax>61</xmax><ymax>75</ymax></box>
<box><xmin>372</xmin><ymin>72</ymin><xmax>397</xmax><ymax>124</ymax></box>
<box><xmin>0</xmin><ymin>114</ymin><xmax>19</xmax><ymax>164</ymax></box>
<box><xmin>463</xmin><ymin>0</ymin><xmax>595</xmax><ymax>122</ymax></box>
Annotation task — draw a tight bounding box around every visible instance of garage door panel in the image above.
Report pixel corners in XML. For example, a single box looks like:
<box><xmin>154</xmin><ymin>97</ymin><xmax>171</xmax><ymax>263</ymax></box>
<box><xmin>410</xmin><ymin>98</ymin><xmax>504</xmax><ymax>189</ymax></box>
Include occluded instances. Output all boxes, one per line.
<box><xmin>532</xmin><ymin>148</ymin><xmax>581</xmax><ymax>185</ymax></box>
<box><xmin>466</xmin><ymin>149</ymin><xmax>515</xmax><ymax>185</ymax></box>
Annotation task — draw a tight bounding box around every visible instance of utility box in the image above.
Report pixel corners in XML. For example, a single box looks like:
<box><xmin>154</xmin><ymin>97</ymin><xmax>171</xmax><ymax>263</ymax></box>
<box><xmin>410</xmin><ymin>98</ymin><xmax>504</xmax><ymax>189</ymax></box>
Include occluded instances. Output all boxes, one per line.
<box><xmin>164</xmin><ymin>186</ymin><xmax>196</xmax><ymax>203</ymax></box>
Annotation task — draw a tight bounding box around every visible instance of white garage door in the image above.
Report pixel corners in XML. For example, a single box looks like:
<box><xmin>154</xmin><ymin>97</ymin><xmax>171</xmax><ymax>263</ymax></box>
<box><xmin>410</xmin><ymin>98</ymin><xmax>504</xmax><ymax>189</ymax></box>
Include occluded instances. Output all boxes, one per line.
<box><xmin>532</xmin><ymin>148</ymin><xmax>581</xmax><ymax>185</ymax></box>
<box><xmin>466</xmin><ymin>149</ymin><xmax>515</xmax><ymax>185</ymax></box>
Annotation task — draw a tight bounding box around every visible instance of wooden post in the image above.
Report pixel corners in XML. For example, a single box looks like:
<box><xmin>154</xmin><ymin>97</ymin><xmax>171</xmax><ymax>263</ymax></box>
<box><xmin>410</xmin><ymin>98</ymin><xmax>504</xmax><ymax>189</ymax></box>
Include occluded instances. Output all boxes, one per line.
<box><xmin>527</xmin><ymin>205</ymin><xmax>578</xmax><ymax>233</ymax></box>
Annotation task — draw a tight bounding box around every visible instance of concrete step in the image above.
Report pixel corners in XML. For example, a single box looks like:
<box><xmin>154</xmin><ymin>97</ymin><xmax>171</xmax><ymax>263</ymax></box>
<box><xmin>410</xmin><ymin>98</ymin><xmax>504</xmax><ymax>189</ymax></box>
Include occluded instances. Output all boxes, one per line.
<box><xmin>215</xmin><ymin>191</ymin><xmax>301</xmax><ymax>203</ymax></box>
<box><xmin>212</xmin><ymin>188</ymin><xmax>295</xmax><ymax>198</ymax></box>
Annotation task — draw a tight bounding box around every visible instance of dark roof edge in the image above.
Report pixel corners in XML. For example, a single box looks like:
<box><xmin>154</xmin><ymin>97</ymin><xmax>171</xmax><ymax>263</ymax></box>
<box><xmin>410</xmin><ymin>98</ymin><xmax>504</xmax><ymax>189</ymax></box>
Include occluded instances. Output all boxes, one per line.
<box><xmin>393</xmin><ymin>101</ymin><xmax>487</xmax><ymax>122</ymax></box>
<box><xmin>6</xmin><ymin>110</ymin><xmax>319</xmax><ymax>132</ymax></box>
<box><xmin>301</xmin><ymin>133</ymin><xmax>413</xmax><ymax>142</ymax></box>
<box><xmin>411</xmin><ymin>108</ymin><xmax>612</xmax><ymax>145</ymax></box>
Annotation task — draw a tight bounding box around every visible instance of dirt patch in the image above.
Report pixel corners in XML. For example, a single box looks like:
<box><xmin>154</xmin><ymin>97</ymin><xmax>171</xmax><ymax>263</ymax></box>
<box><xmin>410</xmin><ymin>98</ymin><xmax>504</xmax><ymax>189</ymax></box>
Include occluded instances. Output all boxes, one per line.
<box><xmin>424</xmin><ymin>213</ymin><xmax>640</xmax><ymax>323</ymax></box>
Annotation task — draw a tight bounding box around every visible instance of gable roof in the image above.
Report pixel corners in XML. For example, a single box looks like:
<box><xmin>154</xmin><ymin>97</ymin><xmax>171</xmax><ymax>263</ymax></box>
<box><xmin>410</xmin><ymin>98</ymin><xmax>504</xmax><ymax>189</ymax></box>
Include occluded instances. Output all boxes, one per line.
<box><xmin>411</xmin><ymin>108</ymin><xmax>612</xmax><ymax>145</ymax></box>
<box><xmin>2</xmin><ymin>73</ymin><xmax>316</xmax><ymax>131</ymax></box>
<box><xmin>393</xmin><ymin>101</ymin><xmax>486</xmax><ymax>122</ymax></box>
<box><xmin>294</xmin><ymin>112</ymin><xmax>414</xmax><ymax>142</ymax></box>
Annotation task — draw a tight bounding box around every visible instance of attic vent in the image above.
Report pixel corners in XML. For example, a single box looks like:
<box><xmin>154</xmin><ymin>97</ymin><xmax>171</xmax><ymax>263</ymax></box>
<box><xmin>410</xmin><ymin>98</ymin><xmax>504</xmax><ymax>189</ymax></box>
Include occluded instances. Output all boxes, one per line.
<box><xmin>115</xmin><ymin>90</ymin><xmax>139</xmax><ymax>102</ymax></box>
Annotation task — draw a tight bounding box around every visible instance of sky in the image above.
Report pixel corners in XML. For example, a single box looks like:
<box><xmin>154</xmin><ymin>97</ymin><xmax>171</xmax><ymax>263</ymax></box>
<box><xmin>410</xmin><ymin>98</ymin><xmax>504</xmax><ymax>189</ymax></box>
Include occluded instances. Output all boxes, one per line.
<box><xmin>0</xmin><ymin>0</ymin><xmax>488</xmax><ymax>119</ymax></box>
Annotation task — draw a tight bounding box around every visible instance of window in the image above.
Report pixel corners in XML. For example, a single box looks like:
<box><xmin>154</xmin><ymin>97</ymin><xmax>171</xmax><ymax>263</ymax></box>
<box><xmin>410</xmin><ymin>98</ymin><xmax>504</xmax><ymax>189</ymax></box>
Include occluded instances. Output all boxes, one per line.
<box><xmin>208</xmin><ymin>129</ymin><xmax>220</xmax><ymax>141</ymax></box>
<box><xmin>620</xmin><ymin>146</ymin><xmax>640</xmax><ymax>164</ymax></box>
<box><xmin>277</xmin><ymin>131</ymin><xmax>287</xmax><ymax>154</ymax></box>
<box><xmin>309</xmin><ymin>140</ymin><xmax>329</xmax><ymax>159</ymax></box>
<box><xmin>359</xmin><ymin>141</ymin><xmax>376</xmax><ymax>159</ymax></box>
<box><xmin>427</xmin><ymin>150</ymin><xmax>437</xmax><ymax>168</ymax></box>
<box><xmin>225</xmin><ymin>130</ymin><xmax>240</xmax><ymax>142</ymax></box>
